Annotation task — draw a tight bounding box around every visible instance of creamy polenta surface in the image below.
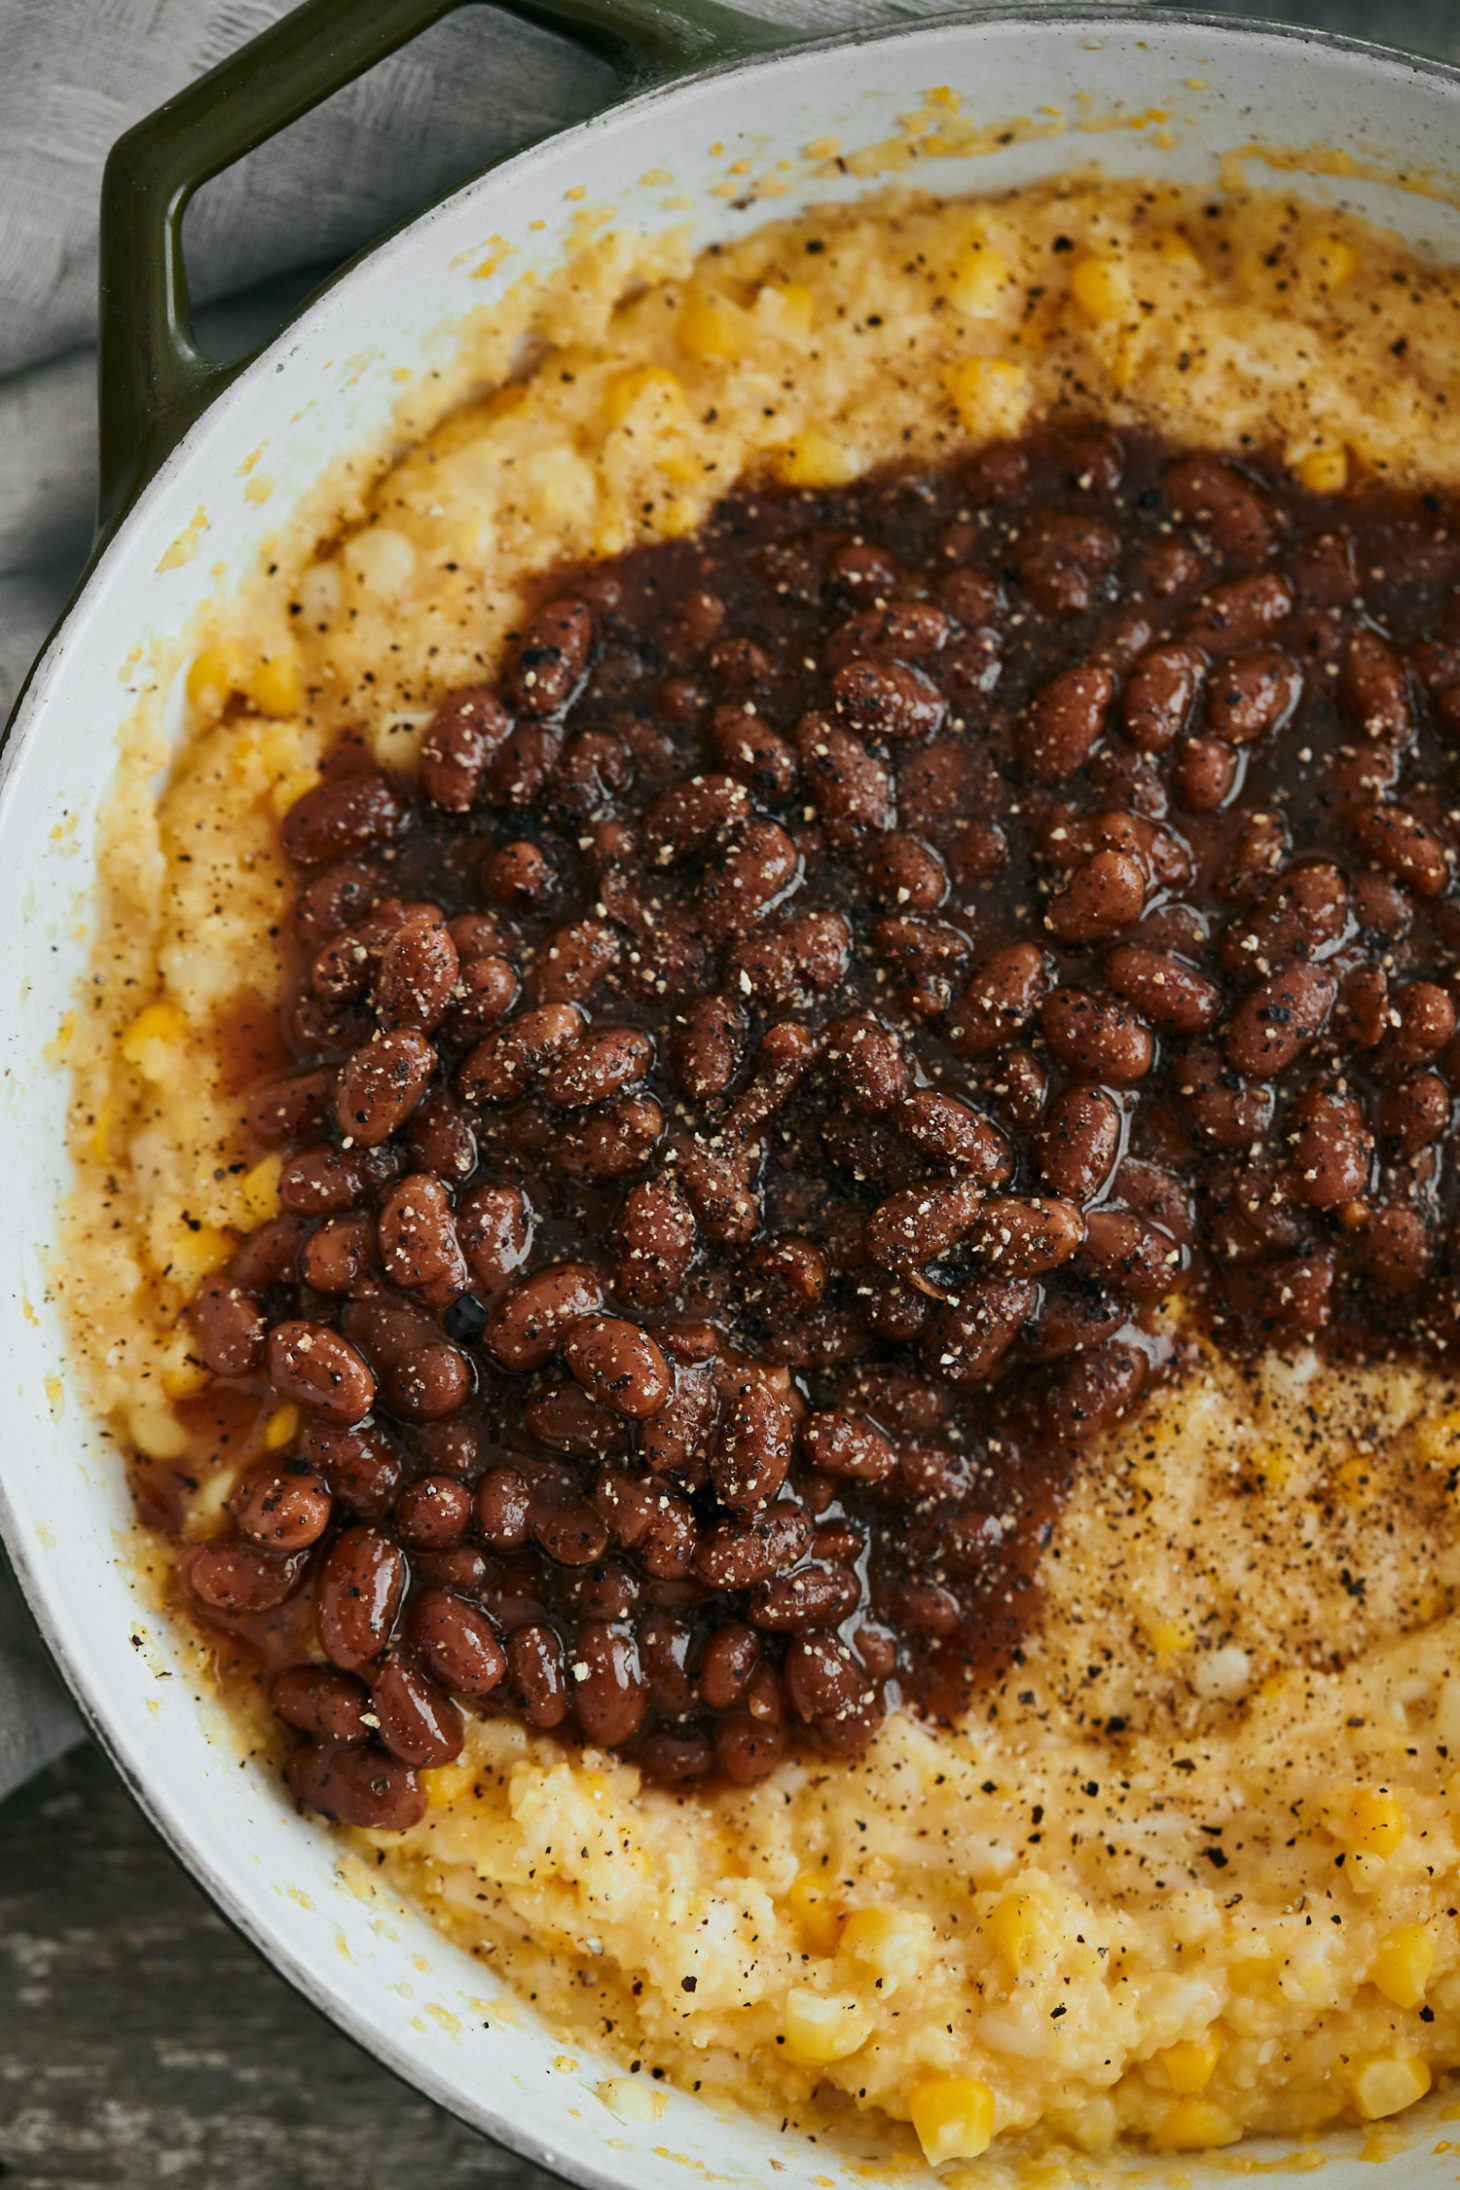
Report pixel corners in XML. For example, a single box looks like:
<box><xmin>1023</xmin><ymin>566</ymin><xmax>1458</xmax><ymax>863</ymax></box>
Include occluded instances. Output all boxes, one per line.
<box><xmin>57</xmin><ymin>170</ymin><xmax>1460</xmax><ymax>2168</ymax></box>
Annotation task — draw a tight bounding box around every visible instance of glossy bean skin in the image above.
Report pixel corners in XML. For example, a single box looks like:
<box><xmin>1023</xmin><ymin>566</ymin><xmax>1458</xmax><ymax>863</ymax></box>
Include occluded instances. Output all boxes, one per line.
<box><xmin>281</xmin><ymin>774</ymin><xmax>408</xmax><ymax>866</ymax></box>
<box><xmin>267</xmin><ymin>1320</ymin><xmax>376</xmax><ymax>1424</ymax></box>
<box><xmin>562</xmin><ymin>1316</ymin><xmax>671</xmax><ymax>1418</ymax></box>
<box><xmin>316</xmin><ymin>1527</ymin><xmax>407</xmax><ymax>1670</ymax></box>
<box><xmin>272</xmin><ymin>1665</ymin><xmax>370</xmax><ymax>1745</ymax></box>
<box><xmin>371</xmin><ymin>1655</ymin><xmax>464</xmax><ymax>1766</ymax></box>
<box><xmin>1041</xmin><ymin>988</ymin><xmax>1154</xmax><ymax>1083</ymax></box>
<box><xmin>332</xmin><ymin>1028</ymin><xmax>436</xmax><ymax>1146</ymax></box>
<box><xmin>1038</xmin><ymin>1087</ymin><xmax>1121</xmax><ymax>1199</ymax></box>
<box><xmin>485</xmin><ymin>1262</ymin><xmax>605</xmax><ymax>1371</ymax></box>
<box><xmin>231</xmin><ymin>1464</ymin><xmax>333</xmax><ymax>1550</ymax></box>
<box><xmin>507</xmin><ymin>1623</ymin><xmax>570</xmax><ymax>1727</ymax></box>
<box><xmin>286</xmin><ymin>1741</ymin><xmax>425</xmax><ymax>1829</ymax></box>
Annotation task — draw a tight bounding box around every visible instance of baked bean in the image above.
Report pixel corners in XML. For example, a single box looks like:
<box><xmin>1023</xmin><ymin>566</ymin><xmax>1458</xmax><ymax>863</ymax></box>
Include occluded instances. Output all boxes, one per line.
<box><xmin>1031</xmin><ymin>1337</ymin><xmax>1149</xmax><ymax>1443</ymax></box>
<box><xmin>279</xmin><ymin>1145</ymin><xmax>364</xmax><ymax>1216</ymax></box>
<box><xmin>442</xmin><ymin>954</ymin><xmax>520</xmax><ymax>1048</ymax></box>
<box><xmin>796</xmin><ymin>712</ymin><xmax>894</xmax><ymax>838</ymax></box>
<box><xmin>456</xmin><ymin>1181</ymin><xmax>533</xmax><ymax>1292</ymax></box>
<box><xmin>301</xmin><ymin>1419</ymin><xmax>401</xmax><ymax>1519</ymax></box>
<box><xmin>562</xmin><ymin>1316</ymin><xmax>670</xmax><ymax>1418</ymax></box>
<box><xmin>402</xmin><ymin>1092</ymin><xmax>476</xmax><ymax>1184</ymax></box>
<box><xmin>376</xmin><ymin>918</ymin><xmax>458</xmax><ymax>1033</ymax></box>
<box><xmin>1013</xmin><ymin>510</ymin><xmax>1121</xmax><ymax>615</ymax></box>
<box><xmin>232</xmin><ymin>1463</ymin><xmax>332</xmax><ymax>1550</ymax></box>
<box><xmin>272</xmin><ymin>1665</ymin><xmax>369</xmax><ymax>1745</ymax></box>
<box><xmin>188</xmin><ymin>1279</ymin><xmax>266</xmax><ymax>1376</ymax></box>
<box><xmin>526</xmin><ymin>1379</ymin><xmax>628</xmax><ymax>1458</ymax></box>
<box><xmin>948</xmin><ymin>941</ymin><xmax>1048</xmax><ymax>1056</ymax></box>
<box><xmin>671</xmin><ymin>994</ymin><xmax>747</xmax><ymax>1103</ymax></box>
<box><xmin>967</xmin><ymin>1194</ymin><xmax>1085</xmax><ymax>1277</ymax></box>
<box><xmin>1041</xmin><ymin>988</ymin><xmax>1154</xmax><ymax>1083</ymax></box>
<box><xmin>458</xmin><ymin>1002</ymin><xmax>583</xmax><ymax>1105</ymax></box>
<box><xmin>297</xmin><ymin>1212</ymin><xmax>370</xmax><ymax>1295</ymax></box>
<box><xmin>544</xmin><ymin>1027</ymin><xmax>653</xmax><ymax>1108</ymax></box>
<box><xmin>614</xmin><ymin>1174</ymin><xmax>697</xmax><ymax>1307</ymax></box>
<box><xmin>784</xmin><ymin>1629</ymin><xmax>877</xmax><ymax>1738</ymax></box>
<box><xmin>245</xmin><ymin>1067</ymin><xmax>334</xmax><ymax>1146</ymax></box>
<box><xmin>1184</xmin><ymin>571</ymin><xmax>1293</xmax><ymax>654</ymax></box>
<box><xmin>1105</xmin><ymin>944</ymin><xmax>1222</xmax><ymax>1032</ymax></box>
<box><xmin>571</xmin><ymin>1622</ymin><xmax>647</xmax><ymax>1747</ymax></box>
<box><xmin>1038</xmin><ymin>1086</ymin><xmax>1121</xmax><ymax>1199</ymax></box>
<box><xmin>531</xmin><ymin>917</ymin><xmax>620</xmax><ymax>1003</ymax></box>
<box><xmin>485</xmin><ymin>1262</ymin><xmax>604</xmax><ymax>1372</ymax></box>
<box><xmin>1347</xmin><ymin>804</ymin><xmax>1452</xmax><ymax>897</ymax></box>
<box><xmin>1173</xmin><ymin>734</ymin><xmax>1239</xmax><ymax>812</ymax></box>
<box><xmin>830</xmin><ymin>599</ymin><xmax>950</xmax><ymax>665</ymax></box>
<box><xmin>1379</xmin><ymin>1069</ymin><xmax>1450</xmax><ymax>1155</ymax></box>
<box><xmin>674</xmin><ymin>1137</ymin><xmax>758</xmax><ymax>1244</ymax></box>
<box><xmin>709</xmin><ymin>704</ymin><xmax>798</xmax><ymax>800</ymax></box>
<box><xmin>420</xmin><ymin>686</ymin><xmax>512</xmax><ymax>810</ymax></box>
<box><xmin>898</xmin><ymin>1088</ymin><xmax>1012</xmax><ymax>1183</ymax></box>
<box><xmin>1390</xmin><ymin>981</ymin><xmax>1456</xmax><ymax>1061</ymax></box>
<box><xmin>711</xmin><ymin>1375</ymin><xmax>794</xmax><ymax>1512</ymax></box>
<box><xmin>922</xmin><ymin>1277</ymin><xmax>1037</xmax><ymax>1383</ymax></box>
<box><xmin>505</xmin><ymin>1623</ymin><xmax>569</xmax><ymax>1727</ymax></box>
<box><xmin>713</xmin><ymin>1709</ymin><xmax>789</xmax><ymax>1783</ymax></box>
<box><xmin>280</xmin><ymin>773</ymin><xmax>407</xmax><ymax>866</ymax></box>
<box><xmin>1362</xmin><ymin>1204</ymin><xmax>1432</xmax><ymax>1290</ymax></box>
<box><xmin>824</xmin><ymin>1013</ymin><xmax>908</xmax><ymax>1114</ymax></box>
<box><xmin>533</xmin><ymin>1498</ymin><xmax>612</xmax><ymax>1567</ymax></box>
<box><xmin>1173</xmin><ymin>1040</ymin><xmax>1275</xmax><ymax>1145</ymax></box>
<box><xmin>800</xmin><ymin>1409</ymin><xmax>896</xmax><ymax>1484</ymax></box>
<box><xmin>316</xmin><ymin>1527</ymin><xmax>406</xmax><ymax>1669</ymax></box>
<box><xmin>508</xmin><ymin>597</ymin><xmax>593</xmax><ymax>716</ymax></box>
<box><xmin>183</xmin><ymin>1539</ymin><xmax>306</xmax><ymax>1615</ymax></box>
<box><xmin>643</xmin><ymin>773</ymin><xmax>752</xmax><ymax>866</ymax></box>
<box><xmin>866</xmin><ymin>832</ymin><xmax>948</xmax><ymax>913</ymax></box>
<box><xmin>1204</xmin><ymin>648</ymin><xmax>1302</xmax><ymax>744</ymax></box>
<box><xmin>1163</xmin><ymin>454</ymin><xmax>1274</xmax><ymax>559</ymax></box>
<box><xmin>371</xmin><ymin>1656</ymin><xmax>463</xmax><ymax>1767</ymax></box>
<box><xmin>392</xmin><ymin>1475</ymin><xmax>472</xmax><ymax>1552</ymax></box>
<box><xmin>1222</xmin><ymin>962</ymin><xmax>1337</xmax><ymax>1076</ymax></box>
<box><xmin>1022</xmin><ymin>662</ymin><xmax>1114</xmax><ymax>782</ymax></box>
<box><xmin>1076</xmin><ymin>1209</ymin><xmax>1178</xmax><ymax>1294</ymax></box>
<box><xmin>832</xmin><ymin>657</ymin><xmax>945</xmax><ymax>742</ymax></box>
<box><xmin>1342</xmin><ymin>629</ymin><xmax>1412</xmax><ymax>744</ymax></box>
<box><xmin>483</xmin><ymin>840</ymin><xmax>555</xmax><ymax>908</ymax></box>
<box><xmin>286</xmin><ymin>1743</ymin><xmax>425</xmax><ymax>1831</ymax></box>
<box><xmin>332</xmin><ymin>1028</ymin><xmax>435</xmax><ymax>1146</ymax></box>
<box><xmin>268</xmin><ymin>1319</ymin><xmax>375</xmax><ymax>1424</ymax></box>
<box><xmin>1222</xmin><ymin>1247</ymin><xmax>1335</xmax><ymax>1337</ymax></box>
<box><xmin>1220</xmin><ymin>862</ymin><xmax>1351</xmax><ymax>980</ymax></box>
<box><xmin>1288</xmin><ymin>1086</ymin><xmax>1372</xmax><ymax>1207</ymax></box>
<box><xmin>295</xmin><ymin>865</ymin><xmax>381</xmax><ymax>951</ymax></box>
<box><xmin>1045</xmin><ymin>847</ymin><xmax>1146</xmax><ymax>944</ymax></box>
<box><xmin>376</xmin><ymin>1174</ymin><xmax>467</xmax><ymax>1298</ymax></box>
<box><xmin>384</xmin><ymin>1341</ymin><xmax>472</xmax><ymax>1420</ymax></box>
<box><xmin>863</xmin><ymin>1175</ymin><xmax>983</xmax><ymax>1270</ymax></box>
<box><xmin>1124</xmin><ymin>642</ymin><xmax>1203</xmax><ymax>752</ymax></box>
<box><xmin>474</xmin><ymin>1465</ymin><xmax>533</xmax><ymax>1550</ymax></box>
<box><xmin>698</xmin><ymin>817</ymin><xmax>800</xmax><ymax>940</ymax></box>
<box><xmin>752</xmin><ymin>1564</ymin><xmax>859</xmax><ymax>1632</ymax></box>
<box><xmin>697</xmin><ymin>1622</ymin><xmax>761</xmax><ymax>1710</ymax></box>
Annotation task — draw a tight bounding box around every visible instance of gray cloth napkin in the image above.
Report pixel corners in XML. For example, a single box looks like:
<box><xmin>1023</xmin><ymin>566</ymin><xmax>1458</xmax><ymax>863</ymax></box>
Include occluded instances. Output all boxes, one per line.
<box><xmin>0</xmin><ymin>0</ymin><xmax>1454</xmax><ymax>1803</ymax></box>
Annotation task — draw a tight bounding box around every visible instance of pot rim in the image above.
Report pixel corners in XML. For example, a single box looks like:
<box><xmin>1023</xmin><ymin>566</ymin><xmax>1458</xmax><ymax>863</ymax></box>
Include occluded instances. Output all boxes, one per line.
<box><xmin>8</xmin><ymin>6</ymin><xmax>1460</xmax><ymax>2179</ymax></box>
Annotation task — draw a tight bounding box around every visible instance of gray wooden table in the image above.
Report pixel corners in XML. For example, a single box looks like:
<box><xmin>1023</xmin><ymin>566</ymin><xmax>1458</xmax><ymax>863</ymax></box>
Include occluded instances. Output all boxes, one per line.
<box><xmin>0</xmin><ymin>1740</ymin><xmax>561</xmax><ymax>2190</ymax></box>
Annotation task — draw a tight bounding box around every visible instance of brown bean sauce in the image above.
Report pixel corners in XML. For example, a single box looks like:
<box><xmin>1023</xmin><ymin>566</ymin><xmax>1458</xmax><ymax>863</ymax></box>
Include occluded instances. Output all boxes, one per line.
<box><xmin>173</xmin><ymin>426</ymin><xmax>1460</xmax><ymax>1816</ymax></box>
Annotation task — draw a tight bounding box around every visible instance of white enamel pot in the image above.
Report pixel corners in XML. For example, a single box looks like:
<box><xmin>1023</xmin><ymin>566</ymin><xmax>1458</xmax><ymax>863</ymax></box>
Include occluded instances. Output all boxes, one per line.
<box><xmin>5</xmin><ymin>3</ymin><xmax>1460</xmax><ymax>2181</ymax></box>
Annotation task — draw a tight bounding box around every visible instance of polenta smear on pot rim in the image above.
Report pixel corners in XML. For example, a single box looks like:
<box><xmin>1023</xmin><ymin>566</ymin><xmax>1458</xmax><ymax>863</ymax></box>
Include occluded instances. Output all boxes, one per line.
<box><xmin>55</xmin><ymin>171</ymin><xmax>1460</xmax><ymax>2167</ymax></box>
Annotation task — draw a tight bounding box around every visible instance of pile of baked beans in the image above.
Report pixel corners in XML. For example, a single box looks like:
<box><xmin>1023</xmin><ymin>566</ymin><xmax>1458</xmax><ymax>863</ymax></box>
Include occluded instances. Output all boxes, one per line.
<box><xmin>178</xmin><ymin>427</ymin><xmax>1460</xmax><ymax>1825</ymax></box>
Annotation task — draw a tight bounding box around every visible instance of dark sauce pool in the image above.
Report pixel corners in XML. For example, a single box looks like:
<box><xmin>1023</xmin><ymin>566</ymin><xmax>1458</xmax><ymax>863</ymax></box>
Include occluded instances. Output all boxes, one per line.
<box><xmin>162</xmin><ymin>424</ymin><xmax>1460</xmax><ymax>1828</ymax></box>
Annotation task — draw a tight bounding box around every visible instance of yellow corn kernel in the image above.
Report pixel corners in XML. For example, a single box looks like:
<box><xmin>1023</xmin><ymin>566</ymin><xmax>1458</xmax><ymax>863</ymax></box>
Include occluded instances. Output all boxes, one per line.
<box><xmin>782</xmin><ymin>1986</ymin><xmax>871</xmax><ymax>2064</ymax></box>
<box><xmin>676</xmin><ymin>289</ymin><xmax>748</xmax><ymax>361</ymax></box>
<box><xmin>422</xmin><ymin>1759</ymin><xmax>478</xmax><ymax>1807</ymax></box>
<box><xmin>759</xmin><ymin>279</ymin><xmax>814</xmax><ymax>339</ymax></box>
<box><xmin>236</xmin><ymin>1152</ymin><xmax>283</xmax><ymax>1228</ymax></box>
<box><xmin>119</xmin><ymin>1000</ymin><xmax>185</xmax><ymax>1078</ymax></box>
<box><xmin>775</xmin><ymin>431</ymin><xmax>860</xmax><ymax>489</ymax></box>
<box><xmin>1152</xmin><ymin>2098</ymin><xmax>1241</xmax><ymax>2151</ymax></box>
<box><xmin>1415</xmin><ymin>1407</ymin><xmax>1460</xmax><ymax>1465</ymax></box>
<box><xmin>249</xmin><ymin>651</ymin><xmax>301</xmax><ymax>718</ymax></box>
<box><xmin>1353</xmin><ymin>2055</ymin><xmax>1431</xmax><ymax>2121</ymax></box>
<box><xmin>1070</xmin><ymin>253</ymin><xmax>1134</xmax><ymax>324</ymax></box>
<box><xmin>127</xmin><ymin>1400</ymin><xmax>189</xmax><ymax>1462</ymax></box>
<box><xmin>987</xmin><ymin>1891</ymin><xmax>1044</xmax><ymax>1977</ymax></box>
<box><xmin>186</xmin><ymin>646</ymin><xmax>246</xmax><ymax>718</ymax></box>
<box><xmin>264</xmin><ymin>1402</ymin><xmax>300</xmax><ymax>1452</ymax></box>
<box><xmin>947</xmin><ymin>241</ymin><xmax>1010</xmax><ymax>317</ymax></box>
<box><xmin>1370</xmin><ymin>1924</ymin><xmax>1436</xmax><ymax>2009</ymax></box>
<box><xmin>788</xmin><ymin>1870</ymin><xmax>845</xmax><ymax>1955</ymax></box>
<box><xmin>1296</xmin><ymin>446</ymin><xmax>1349</xmax><ymax>494</ymax></box>
<box><xmin>1303</xmin><ymin>235</ymin><xmax>1359</xmax><ymax>289</ymax></box>
<box><xmin>1145</xmin><ymin>1613</ymin><xmax>1195</xmax><ymax>1658</ymax></box>
<box><xmin>908</xmin><ymin>2077</ymin><xmax>995</xmax><ymax>2166</ymax></box>
<box><xmin>943</xmin><ymin>357</ymin><xmax>1031</xmax><ymax>437</ymax></box>
<box><xmin>273</xmin><ymin>767</ymin><xmax>322</xmax><ymax>819</ymax></box>
<box><xmin>601</xmin><ymin>364</ymin><xmax>686</xmax><ymax>430</ymax></box>
<box><xmin>160</xmin><ymin>1345</ymin><xmax>212</xmax><ymax>1402</ymax></box>
<box><xmin>1149</xmin><ymin>228</ymin><xmax>1200</xmax><ymax>271</ymax></box>
<box><xmin>1345</xmin><ymin>1788</ymin><xmax>1407</xmax><ymax>1859</ymax></box>
<box><xmin>161</xmin><ymin>1224</ymin><xmax>234</xmax><ymax>1295</ymax></box>
<box><xmin>838</xmin><ymin>1906</ymin><xmax>934</xmax><ymax>1991</ymax></box>
<box><xmin>1157</xmin><ymin>2032</ymin><xmax>1223</xmax><ymax>2095</ymax></box>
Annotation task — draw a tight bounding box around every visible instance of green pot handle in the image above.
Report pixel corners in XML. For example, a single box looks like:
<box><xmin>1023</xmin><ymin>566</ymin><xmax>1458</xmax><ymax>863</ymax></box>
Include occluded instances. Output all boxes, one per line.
<box><xmin>96</xmin><ymin>0</ymin><xmax>799</xmax><ymax>538</ymax></box>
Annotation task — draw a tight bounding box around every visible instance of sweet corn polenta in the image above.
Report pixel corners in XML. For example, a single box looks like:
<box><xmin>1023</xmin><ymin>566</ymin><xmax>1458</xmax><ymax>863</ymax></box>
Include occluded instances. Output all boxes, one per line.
<box><xmin>58</xmin><ymin>169</ymin><xmax>1460</xmax><ymax>2168</ymax></box>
